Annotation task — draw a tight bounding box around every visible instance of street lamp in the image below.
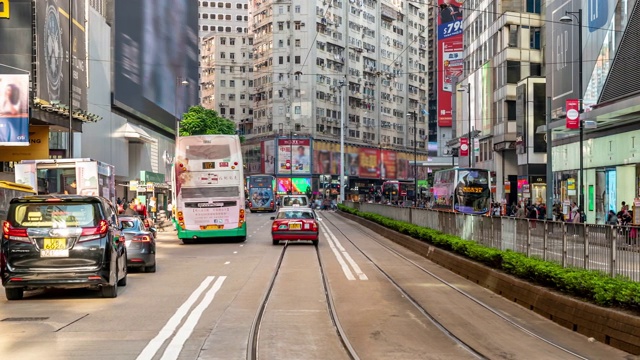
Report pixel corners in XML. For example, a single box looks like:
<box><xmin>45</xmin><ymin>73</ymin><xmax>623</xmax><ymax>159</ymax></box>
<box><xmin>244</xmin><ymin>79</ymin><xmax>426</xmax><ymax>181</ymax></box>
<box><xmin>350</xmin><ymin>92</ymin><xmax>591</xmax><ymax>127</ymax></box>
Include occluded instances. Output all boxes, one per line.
<box><xmin>408</xmin><ymin>111</ymin><xmax>418</xmax><ymax>201</ymax></box>
<box><xmin>560</xmin><ymin>9</ymin><xmax>584</xmax><ymax>212</ymax></box>
<box><xmin>338</xmin><ymin>80</ymin><xmax>346</xmax><ymax>203</ymax></box>
<box><xmin>289</xmin><ymin>130</ymin><xmax>297</xmax><ymax>195</ymax></box>
<box><xmin>174</xmin><ymin>77</ymin><xmax>189</xmax><ymax>138</ymax></box>
<box><xmin>457</xmin><ymin>84</ymin><xmax>472</xmax><ymax>167</ymax></box>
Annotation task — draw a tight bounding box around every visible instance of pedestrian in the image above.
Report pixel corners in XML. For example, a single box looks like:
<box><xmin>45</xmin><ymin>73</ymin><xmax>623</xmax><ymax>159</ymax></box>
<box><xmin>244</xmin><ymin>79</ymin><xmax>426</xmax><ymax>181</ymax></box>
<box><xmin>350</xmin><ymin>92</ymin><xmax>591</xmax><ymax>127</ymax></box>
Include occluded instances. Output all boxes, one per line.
<box><xmin>606</xmin><ymin>210</ymin><xmax>618</xmax><ymax>225</ymax></box>
<box><xmin>515</xmin><ymin>204</ymin><xmax>526</xmax><ymax>218</ymax></box>
<box><xmin>527</xmin><ymin>204</ymin><xmax>538</xmax><ymax>228</ymax></box>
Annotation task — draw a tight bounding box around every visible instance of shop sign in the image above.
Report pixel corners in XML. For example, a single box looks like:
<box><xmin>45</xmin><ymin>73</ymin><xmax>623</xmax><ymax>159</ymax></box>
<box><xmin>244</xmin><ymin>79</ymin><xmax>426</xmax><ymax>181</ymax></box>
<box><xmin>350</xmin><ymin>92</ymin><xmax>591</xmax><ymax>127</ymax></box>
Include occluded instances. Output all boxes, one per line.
<box><xmin>129</xmin><ymin>180</ymin><xmax>138</xmax><ymax>191</ymax></box>
<box><xmin>566</xmin><ymin>99</ymin><xmax>580</xmax><ymax>129</ymax></box>
<box><xmin>530</xmin><ymin>176</ymin><xmax>546</xmax><ymax>184</ymax></box>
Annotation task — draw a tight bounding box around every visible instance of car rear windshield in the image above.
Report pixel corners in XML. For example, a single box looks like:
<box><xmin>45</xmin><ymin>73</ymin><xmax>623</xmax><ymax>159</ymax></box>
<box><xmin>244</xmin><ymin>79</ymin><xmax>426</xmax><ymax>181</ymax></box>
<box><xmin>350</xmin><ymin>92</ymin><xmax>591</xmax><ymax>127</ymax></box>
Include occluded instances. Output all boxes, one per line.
<box><xmin>120</xmin><ymin>219</ymin><xmax>140</xmax><ymax>230</ymax></box>
<box><xmin>282</xmin><ymin>197</ymin><xmax>309</xmax><ymax>206</ymax></box>
<box><xmin>8</xmin><ymin>203</ymin><xmax>100</xmax><ymax>228</ymax></box>
<box><xmin>276</xmin><ymin>211</ymin><xmax>314</xmax><ymax>219</ymax></box>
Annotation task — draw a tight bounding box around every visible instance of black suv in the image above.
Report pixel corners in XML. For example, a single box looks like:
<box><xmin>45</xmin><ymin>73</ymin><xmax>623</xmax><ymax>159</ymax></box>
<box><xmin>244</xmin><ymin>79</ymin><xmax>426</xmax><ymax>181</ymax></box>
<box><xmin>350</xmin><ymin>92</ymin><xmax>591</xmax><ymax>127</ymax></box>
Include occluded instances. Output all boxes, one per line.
<box><xmin>1</xmin><ymin>195</ymin><xmax>127</xmax><ymax>300</ymax></box>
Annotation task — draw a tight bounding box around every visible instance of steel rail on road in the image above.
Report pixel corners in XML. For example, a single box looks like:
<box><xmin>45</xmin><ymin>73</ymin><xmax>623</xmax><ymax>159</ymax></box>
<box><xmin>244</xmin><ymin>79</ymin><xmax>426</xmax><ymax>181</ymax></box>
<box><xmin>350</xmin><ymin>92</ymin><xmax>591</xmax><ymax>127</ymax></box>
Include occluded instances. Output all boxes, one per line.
<box><xmin>246</xmin><ymin>242</ymin><xmax>358</xmax><ymax>360</ymax></box>
<box><xmin>322</xmin><ymin>212</ymin><xmax>590</xmax><ymax>360</ymax></box>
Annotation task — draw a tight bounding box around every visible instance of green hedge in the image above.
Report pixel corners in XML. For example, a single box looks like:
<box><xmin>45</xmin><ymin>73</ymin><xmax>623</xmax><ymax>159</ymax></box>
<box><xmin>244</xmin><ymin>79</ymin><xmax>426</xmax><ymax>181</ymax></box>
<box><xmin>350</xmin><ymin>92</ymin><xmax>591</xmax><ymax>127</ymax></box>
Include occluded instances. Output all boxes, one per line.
<box><xmin>338</xmin><ymin>204</ymin><xmax>640</xmax><ymax>311</ymax></box>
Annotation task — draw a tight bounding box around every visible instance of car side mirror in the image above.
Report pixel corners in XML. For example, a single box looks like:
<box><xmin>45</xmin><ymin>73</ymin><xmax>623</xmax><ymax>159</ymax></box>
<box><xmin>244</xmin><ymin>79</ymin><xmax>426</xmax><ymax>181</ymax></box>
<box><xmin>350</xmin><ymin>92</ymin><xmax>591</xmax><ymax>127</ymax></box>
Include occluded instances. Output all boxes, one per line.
<box><xmin>270</xmin><ymin>216</ymin><xmax>275</xmax><ymax>220</ymax></box>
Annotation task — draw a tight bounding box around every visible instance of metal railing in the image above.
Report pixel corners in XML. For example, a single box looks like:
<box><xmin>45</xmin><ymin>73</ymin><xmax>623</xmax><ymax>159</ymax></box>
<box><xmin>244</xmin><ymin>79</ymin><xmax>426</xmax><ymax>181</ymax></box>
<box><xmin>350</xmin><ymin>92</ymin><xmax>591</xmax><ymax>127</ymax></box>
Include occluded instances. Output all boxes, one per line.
<box><xmin>345</xmin><ymin>202</ymin><xmax>640</xmax><ymax>281</ymax></box>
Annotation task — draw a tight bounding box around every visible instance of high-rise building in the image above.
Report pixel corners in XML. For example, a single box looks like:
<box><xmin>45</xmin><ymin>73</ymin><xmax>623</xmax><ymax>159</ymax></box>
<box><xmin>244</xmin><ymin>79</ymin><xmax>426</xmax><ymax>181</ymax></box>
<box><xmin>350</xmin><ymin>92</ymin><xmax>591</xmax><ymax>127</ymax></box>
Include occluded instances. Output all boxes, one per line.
<box><xmin>198</xmin><ymin>0</ymin><xmax>253</xmax><ymax>131</ymax></box>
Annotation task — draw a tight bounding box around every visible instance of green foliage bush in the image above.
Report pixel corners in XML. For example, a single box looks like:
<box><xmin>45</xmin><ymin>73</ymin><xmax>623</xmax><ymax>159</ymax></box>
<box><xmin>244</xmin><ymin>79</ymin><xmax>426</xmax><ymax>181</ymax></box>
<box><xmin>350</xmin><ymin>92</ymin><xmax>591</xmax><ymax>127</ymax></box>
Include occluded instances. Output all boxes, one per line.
<box><xmin>337</xmin><ymin>204</ymin><xmax>640</xmax><ymax>311</ymax></box>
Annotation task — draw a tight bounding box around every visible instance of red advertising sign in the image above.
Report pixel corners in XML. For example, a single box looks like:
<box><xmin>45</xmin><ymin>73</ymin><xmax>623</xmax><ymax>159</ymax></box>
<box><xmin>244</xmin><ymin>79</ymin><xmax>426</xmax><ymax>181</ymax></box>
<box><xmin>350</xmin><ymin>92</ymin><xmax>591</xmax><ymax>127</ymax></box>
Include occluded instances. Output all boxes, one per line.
<box><xmin>358</xmin><ymin>148</ymin><xmax>380</xmax><ymax>179</ymax></box>
<box><xmin>437</xmin><ymin>0</ymin><xmax>464</xmax><ymax>127</ymax></box>
<box><xmin>565</xmin><ymin>99</ymin><xmax>580</xmax><ymax>129</ymax></box>
<box><xmin>381</xmin><ymin>150</ymin><xmax>397</xmax><ymax>179</ymax></box>
<box><xmin>459</xmin><ymin>137</ymin><xmax>469</xmax><ymax>157</ymax></box>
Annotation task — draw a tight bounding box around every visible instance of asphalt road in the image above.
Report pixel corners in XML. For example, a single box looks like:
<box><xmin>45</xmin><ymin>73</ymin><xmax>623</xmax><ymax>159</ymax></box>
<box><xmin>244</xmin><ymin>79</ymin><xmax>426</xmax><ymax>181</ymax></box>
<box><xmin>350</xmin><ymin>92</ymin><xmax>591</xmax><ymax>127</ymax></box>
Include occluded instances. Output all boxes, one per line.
<box><xmin>0</xmin><ymin>211</ymin><xmax>635</xmax><ymax>360</ymax></box>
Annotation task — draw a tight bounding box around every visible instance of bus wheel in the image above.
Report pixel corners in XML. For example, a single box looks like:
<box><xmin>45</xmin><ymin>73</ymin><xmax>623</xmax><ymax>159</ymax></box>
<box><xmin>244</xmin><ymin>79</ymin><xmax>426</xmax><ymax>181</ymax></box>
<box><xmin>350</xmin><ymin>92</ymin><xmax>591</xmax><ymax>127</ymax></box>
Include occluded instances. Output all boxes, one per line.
<box><xmin>182</xmin><ymin>238</ymin><xmax>195</xmax><ymax>245</ymax></box>
<box><xmin>237</xmin><ymin>236</ymin><xmax>246</xmax><ymax>242</ymax></box>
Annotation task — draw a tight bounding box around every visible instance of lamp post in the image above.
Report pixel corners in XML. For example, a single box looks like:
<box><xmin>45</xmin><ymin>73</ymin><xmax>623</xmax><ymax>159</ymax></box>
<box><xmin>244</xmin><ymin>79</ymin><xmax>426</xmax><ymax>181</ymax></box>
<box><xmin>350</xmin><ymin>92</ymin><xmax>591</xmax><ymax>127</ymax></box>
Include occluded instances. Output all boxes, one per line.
<box><xmin>68</xmin><ymin>0</ymin><xmax>73</xmax><ymax>158</ymax></box>
<box><xmin>560</xmin><ymin>9</ymin><xmax>584</xmax><ymax>212</ymax></box>
<box><xmin>174</xmin><ymin>77</ymin><xmax>189</xmax><ymax>138</ymax></box>
<box><xmin>408</xmin><ymin>111</ymin><xmax>418</xmax><ymax>201</ymax></box>
<box><xmin>457</xmin><ymin>84</ymin><xmax>472</xmax><ymax>167</ymax></box>
<box><xmin>338</xmin><ymin>80</ymin><xmax>346</xmax><ymax>203</ymax></box>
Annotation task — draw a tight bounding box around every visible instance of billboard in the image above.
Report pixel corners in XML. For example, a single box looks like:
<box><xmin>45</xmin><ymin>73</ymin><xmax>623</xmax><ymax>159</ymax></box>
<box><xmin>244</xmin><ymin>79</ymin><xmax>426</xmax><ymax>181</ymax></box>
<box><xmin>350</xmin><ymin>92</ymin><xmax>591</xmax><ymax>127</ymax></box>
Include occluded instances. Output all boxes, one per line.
<box><xmin>381</xmin><ymin>150</ymin><xmax>397</xmax><ymax>179</ymax></box>
<box><xmin>277</xmin><ymin>138</ymin><xmax>311</xmax><ymax>175</ymax></box>
<box><xmin>0</xmin><ymin>0</ymin><xmax>32</xmax><ymax>74</ymax></box>
<box><xmin>276</xmin><ymin>177</ymin><xmax>311</xmax><ymax>194</ymax></box>
<box><xmin>358</xmin><ymin>148</ymin><xmax>379</xmax><ymax>179</ymax></box>
<box><xmin>36</xmin><ymin>0</ymin><xmax>87</xmax><ymax>110</ymax></box>
<box><xmin>0</xmin><ymin>125</ymin><xmax>49</xmax><ymax>160</ymax></box>
<box><xmin>261</xmin><ymin>139</ymin><xmax>275</xmax><ymax>174</ymax></box>
<box><xmin>0</xmin><ymin>73</ymin><xmax>29</xmax><ymax>145</ymax></box>
<box><xmin>114</xmin><ymin>0</ymin><xmax>199</xmax><ymax>132</ymax></box>
<box><xmin>437</xmin><ymin>0</ymin><xmax>464</xmax><ymax>127</ymax></box>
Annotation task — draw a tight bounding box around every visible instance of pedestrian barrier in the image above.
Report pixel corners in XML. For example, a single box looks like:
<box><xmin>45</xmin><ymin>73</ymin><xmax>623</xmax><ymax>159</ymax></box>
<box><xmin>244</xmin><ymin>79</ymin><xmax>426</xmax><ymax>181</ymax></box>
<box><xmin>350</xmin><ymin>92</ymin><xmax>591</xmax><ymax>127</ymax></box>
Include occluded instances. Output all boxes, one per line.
<box><xmin>343</xmin><ymin>202</ymin><xmax>640</xmax><ymax>281</ymax></box>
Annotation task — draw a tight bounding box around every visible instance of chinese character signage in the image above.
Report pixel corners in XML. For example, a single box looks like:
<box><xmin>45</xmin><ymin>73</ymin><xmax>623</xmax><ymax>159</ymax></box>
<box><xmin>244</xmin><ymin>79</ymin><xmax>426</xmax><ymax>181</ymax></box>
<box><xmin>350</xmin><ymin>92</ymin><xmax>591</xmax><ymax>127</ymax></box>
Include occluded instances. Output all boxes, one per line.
<box><xmin>277</xmin><ymin>138</ymin><xmax>311</xmax><ymax>175</ymax></box>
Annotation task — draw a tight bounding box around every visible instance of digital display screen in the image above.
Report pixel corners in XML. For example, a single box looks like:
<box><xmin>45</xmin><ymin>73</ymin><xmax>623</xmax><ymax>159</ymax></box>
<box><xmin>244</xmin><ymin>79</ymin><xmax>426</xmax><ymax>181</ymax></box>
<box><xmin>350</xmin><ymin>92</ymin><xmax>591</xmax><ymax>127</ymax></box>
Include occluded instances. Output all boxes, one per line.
<box><xmin>202</xmin><ymin>162</ymin><xmax>216</xmax><ymax>169</ymax></box>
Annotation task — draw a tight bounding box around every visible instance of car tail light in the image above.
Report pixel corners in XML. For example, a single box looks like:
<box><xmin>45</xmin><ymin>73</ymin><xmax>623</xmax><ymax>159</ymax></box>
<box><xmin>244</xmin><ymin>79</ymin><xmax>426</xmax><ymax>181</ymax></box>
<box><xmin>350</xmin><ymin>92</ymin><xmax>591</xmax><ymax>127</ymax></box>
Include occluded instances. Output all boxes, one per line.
<box><xmin>3</xmin><ymin>221</ymin><xmax>29</xmax><ymax>242</ymax></box>
<box><xmin>238</xmin><ymin>209</ymin><xmax>245</xmax><ymax>227</ymax></box>
<box><xmin>133</xmin><ymin>235</ymin><xmax>151</xmax><ymax>242</ymax></box>
<box><xmin>79</xmin><ymin>219</ymin><xmax>109</xmax><ymax>242</ymax></box>
<box><xmin>312</xmin><ymin>221</ymin><xmax>318</xmax><ymax>232</ymax></box>
<box><xmin>270</xmin><ymin>200</ymin><xmax>274</xmax><ymax>208</ymax></box>
<box><xmin>272</xmin><ymin>222</ymin><xmax>279</xmax><ymax>231</ymax></box>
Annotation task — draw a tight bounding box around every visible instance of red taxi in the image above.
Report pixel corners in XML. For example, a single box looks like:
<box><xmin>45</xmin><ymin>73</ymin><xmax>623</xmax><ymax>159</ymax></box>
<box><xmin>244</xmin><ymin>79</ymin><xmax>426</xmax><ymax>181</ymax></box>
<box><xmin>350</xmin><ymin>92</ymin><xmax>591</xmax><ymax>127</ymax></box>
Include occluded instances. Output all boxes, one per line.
<box><xmin>270</xmin><ymin>207</ymin><xmax>320</xmax><ymax>246</ymax></box>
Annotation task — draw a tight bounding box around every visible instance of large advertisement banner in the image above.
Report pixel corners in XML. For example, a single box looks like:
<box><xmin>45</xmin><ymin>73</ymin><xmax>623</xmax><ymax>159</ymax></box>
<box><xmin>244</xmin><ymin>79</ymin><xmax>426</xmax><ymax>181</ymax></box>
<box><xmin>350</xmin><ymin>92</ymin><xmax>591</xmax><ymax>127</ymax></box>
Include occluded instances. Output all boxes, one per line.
<box><xmin>277</xmin><ymin>138</ymin><xmax>311</xmax><ymax>175</ymax></box>
<box><xmin>0</xmin><ymin>73</ymin><xmax>29</xmax><ymax>145</ymax></box>
<box><xmin>313</xmin><ymin>141</ymin><xmax>332</xmax><ymax>174</ymax></box>
<box><xmin>358</xmin><ymin>148</ymin><xmax>379</xmax><ymax>179</ymax></box>
<box><xmin>261</xmin><ymin>139</ymin><xmax>275</xmax><ymax>174</ymax></box>
<box><xmin>0</xmin><ymin>126</ymin><xmax>49</xmax><ymax>160</ymax></box>
<box><xmin>437</xmin><ymin>0</ymin><xmax>464</xmax><ymax>127</ymax></box>
<box><xmin>114</xmin><ymin>0</ymin><xmax>199</xmax><ymax>132</ymax></box>
<box><xmin>381</xmin><ymin>150</ymin><xmax>397</xmax><ymax>179</ymax></box>
<box><xmin>36</xmin><ymin>0</ymin><xmax>87</xmax><ymax>110</ymax></box>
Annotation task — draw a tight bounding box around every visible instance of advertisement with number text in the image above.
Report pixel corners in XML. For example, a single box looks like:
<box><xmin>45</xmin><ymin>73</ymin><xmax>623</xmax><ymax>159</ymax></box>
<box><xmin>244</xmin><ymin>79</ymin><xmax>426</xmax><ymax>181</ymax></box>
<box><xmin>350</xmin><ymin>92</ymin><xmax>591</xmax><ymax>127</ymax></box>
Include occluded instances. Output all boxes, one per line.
<box><xmin>437</xmin><ymin>0</ymin><xmax>464</xmax><ymax>127</ymax></box>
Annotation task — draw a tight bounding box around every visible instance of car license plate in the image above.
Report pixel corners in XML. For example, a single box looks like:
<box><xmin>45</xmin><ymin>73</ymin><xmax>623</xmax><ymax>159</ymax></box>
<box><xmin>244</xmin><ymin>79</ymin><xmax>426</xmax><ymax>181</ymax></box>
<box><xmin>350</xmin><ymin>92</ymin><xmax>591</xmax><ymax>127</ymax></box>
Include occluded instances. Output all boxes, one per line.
<box><xmin>201</xmin><ymin>225</ymin><xmax>224</xmax><ymax>230</ymax></box>
<box><xmin>43</xmin><ymin>238</ymin><xmax>66</xmax><ymax>250</ymax></box>
<box><xmin>289</xmin><ymin>223</ymin><xmax>302</xmax><ymax>230</ymax></box>
<box><xmin>40</xmin><ymin>249</ymin><xmax>69</xmax><ymax>257</ymax></box>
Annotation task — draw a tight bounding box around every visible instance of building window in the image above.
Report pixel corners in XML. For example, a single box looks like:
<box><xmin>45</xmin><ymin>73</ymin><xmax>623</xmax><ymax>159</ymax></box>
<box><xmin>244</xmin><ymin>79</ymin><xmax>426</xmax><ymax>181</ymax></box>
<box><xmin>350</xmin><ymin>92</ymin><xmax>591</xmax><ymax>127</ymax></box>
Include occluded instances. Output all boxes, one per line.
<box><xmin>506</xmin><ymin>60</ymin><xmax>520</xmax><ymax>83</ymax></box>
<box><xmin>217</xmin><ymin>2</ymin><xmax>223</xmax><ymax>7</ymax></box>
<box><xmin>530</xmin><ymin>27</ymin><xmax>541</xmax><ymax>49</ymax></box>
<box><xmin>530</xmin><ymin>63</ymin><xmax>542</xmax><ymax>76</ymax></box>
<box><xmin>203</xmin><ymin>14</ymin><xmax>208</xmax><ymax>19</ymax></box>
<box><xmin>203</xmin><ymin>1</ymin><xmax>208</xmax><ymax>6</ymax></box>
<box><xmin>279</xmin><ymin>56</ymin><xmax>284</xmax><ymax>64</ymax></box>
<box><xmin>295</xmin><ymin>39</ymin><xmax>300</xmax><ymax>47</ymax></box>
<box><xmin>225</xmin><ymin>14</ymin><xmax>231</xmax><ymax>20</ymax></box>
<box><xmin>278</xmin><ymin>22</ymin><xmax>284</xmax><ymax>31</ymax></box>
<box><xmin>220</xmin><ymin>80</ymin><xmax>226</xmax><ymax>87</ymax></box>
<box><xmin>294</xmin><ymin>55</ymin><xmax>301</xmax><ymax>64</ymax></box>
<box><xmin>506</xmin><ymin>100</ymin><xmax>516</xmax><ymax>121</ymax></box>
<box><xmin>230</xmin><ymin>52</ymin><xmax>235</xmax><ymax>59</ymax></box>
<box><xmin>278</xmin><ymin>40</ymin><xmax>283</xmax><ymax>47</ymax></box>
<box><xmin>236</xmin><ymin>3</ymin><xmax>242</xmax><ymax>9</ymax></box>
<box><xmin>526</xmin><ymin>0</ymin><xmax>541</xmax><ymax>14</ymax></box>
<box><xmin>217</xmin><ymin>26</ymin><xmax>223</xmax><ymax>32</ymax></box>
<box><xmin>230</xmin><ymin>80</ymin><xmax>235</xmax><ymax>87</ymax></box>
<box><xmin>294</xmin><ymin>21</ymin><xmax>301</xmax><ymax>30</ymax></box>
<box><xmin>220</xmin><ymin>52</ymin><xmax>226</xmax><ymax>58</ymax></box>
<box><xmin>295</xmin><ymin>5</ymin><xmax>301</xmax><ymax>13</ymax></box>
<box><xmin>229</xmin><ymin>38</ymin><xmax>235</xmax><ymax>45</ymax></box>
<box><xmin>225</xmin><ymin>2</ymin><xmax>231</xmax><ymax>8</ymax></box>
<box><xmin>508</xmin><ymin>25</ymin><xmax>518</xmax><ymax>47</ymax></box>
<box><xmin>217</xmin><ymin>14</ymin><xmax>223</xmax><ymax>20</ymax></box>
<box><xmin>226</xmin><ymin>26</ymin><xmax>231</xmax><ymax>32</ymax></box>
<box><xmin>220</xmin><ymin>37</ymin><xmax>226</xmax><ymax>45</ymax></box>
<box><xmin>220</xmin><ymin>108</ymin><xmax>226</xmax><ymax>115</ymax></box>
<box><xmin>236</xmin><ymin>15</ymin><xmax>242</xmax><ymax>20</ymax></box>
<box><xmin>202</xmin><ymin>25</ymin><xmax>209</xmax><ymax>31</ymax></box>
<box><xmin>295</xmin><ymin>106</ymin><xmax>301</xmax><ymax>114</ymax></box>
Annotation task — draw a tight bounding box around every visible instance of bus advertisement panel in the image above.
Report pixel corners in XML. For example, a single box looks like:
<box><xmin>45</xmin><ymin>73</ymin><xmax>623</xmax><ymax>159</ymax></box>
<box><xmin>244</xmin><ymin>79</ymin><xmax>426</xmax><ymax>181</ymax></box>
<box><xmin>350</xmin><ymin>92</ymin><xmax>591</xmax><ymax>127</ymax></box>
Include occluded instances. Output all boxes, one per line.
<box><xmin>174</xmin><ymin>135</ymin><xmax>246</xmax><ymax>242</ymax></box>
<box><xmin>248</xmin><ymin>174</ymin><xmax>276</xmax><ymax>212</ymax></box>
<box><xmin>430</xmin><ymin>168</ymin><xmax>490</xmax><ymax>215</ymax></box>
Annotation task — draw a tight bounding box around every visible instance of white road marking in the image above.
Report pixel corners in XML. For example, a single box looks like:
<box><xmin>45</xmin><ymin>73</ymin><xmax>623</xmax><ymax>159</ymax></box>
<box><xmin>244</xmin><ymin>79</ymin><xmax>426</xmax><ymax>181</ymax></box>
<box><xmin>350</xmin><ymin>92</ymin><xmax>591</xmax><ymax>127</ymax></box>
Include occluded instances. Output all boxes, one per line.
<box><xmin>233</xmin><ymin>251</ymin><xmax>238</xmax><ymax>254</ymax></box>
<box><xmin>320</xmin><ymin>221</ymin><xmax>368</xmax><ymax>280</ymax></box>
<box><xmin>319</xmin><ymin>224</ymin><xmax>356</xmax><ymax>281</ymax></box>
<box><xmin>136</xmin><ymin>276</ymin><xmax>216</xmax><ymax>360</ymax></box>
<box><xmin>224</xmin><ymin>261</ymin><xmax>230</xmax><ymax>265</ymax></box>
<box><xmin>161</xmin><ymin>276</ymin><xmax>227</xmax><ymax>360</ymax></box>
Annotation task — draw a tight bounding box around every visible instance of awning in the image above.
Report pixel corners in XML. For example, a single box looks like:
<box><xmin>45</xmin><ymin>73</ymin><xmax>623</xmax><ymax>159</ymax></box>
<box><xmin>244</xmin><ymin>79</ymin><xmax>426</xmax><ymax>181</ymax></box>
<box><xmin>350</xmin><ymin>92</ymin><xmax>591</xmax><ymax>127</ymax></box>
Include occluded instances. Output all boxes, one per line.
<box><xmin>120</xmin><ymin>123</ymin><xmax>155</xmax><ymax>144</ymax></box>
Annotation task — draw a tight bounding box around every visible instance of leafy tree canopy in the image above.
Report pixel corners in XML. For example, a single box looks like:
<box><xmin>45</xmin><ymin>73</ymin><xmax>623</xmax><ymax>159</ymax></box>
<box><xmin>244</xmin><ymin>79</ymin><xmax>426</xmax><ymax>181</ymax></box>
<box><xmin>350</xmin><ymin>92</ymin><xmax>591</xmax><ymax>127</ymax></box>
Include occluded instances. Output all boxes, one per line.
<box><xmin>179</xmin><ymin>106</ymin><xmax>240</xmax><ymax>139</ymax></box>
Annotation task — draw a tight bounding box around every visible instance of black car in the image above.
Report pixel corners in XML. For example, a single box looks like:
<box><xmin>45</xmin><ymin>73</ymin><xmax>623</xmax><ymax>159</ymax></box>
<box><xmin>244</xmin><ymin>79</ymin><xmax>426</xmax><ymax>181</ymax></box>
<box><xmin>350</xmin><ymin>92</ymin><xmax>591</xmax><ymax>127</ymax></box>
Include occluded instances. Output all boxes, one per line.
<box><xmin>118</xmin><ymin>216</ymin><xmax>156</xmax><ymax>272</ymax></box>
<box><xmin>1</xmin><ymin>195</ymin><xmax>128</xmax><ymax>300</ymax></box>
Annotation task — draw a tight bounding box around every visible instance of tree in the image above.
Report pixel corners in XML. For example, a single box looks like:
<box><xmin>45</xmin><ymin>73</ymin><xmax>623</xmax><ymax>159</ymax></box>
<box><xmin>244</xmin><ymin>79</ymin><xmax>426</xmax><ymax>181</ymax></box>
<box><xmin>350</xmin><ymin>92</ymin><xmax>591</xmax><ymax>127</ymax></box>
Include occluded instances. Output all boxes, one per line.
<box><xmin>178</xmin><ymin>105</ymin><xmax>238</xmax><ymax>137</ymax></box>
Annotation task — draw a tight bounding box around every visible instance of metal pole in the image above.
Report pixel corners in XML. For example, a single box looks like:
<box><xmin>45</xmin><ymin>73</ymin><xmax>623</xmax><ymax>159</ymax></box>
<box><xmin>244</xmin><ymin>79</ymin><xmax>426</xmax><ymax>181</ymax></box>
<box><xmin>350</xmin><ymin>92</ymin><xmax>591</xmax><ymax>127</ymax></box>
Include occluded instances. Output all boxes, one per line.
<box><xmin>577</xmin><ymin>9</ymin><xmax>584</xmax><ymax>214</ymax></box>
<box><xmin>290</xmin><ymin>130</ymin><xmax>293</xmax><ymax>194</ymax></box>
<box><xmin>339</xmin><ymin>81</ymin><xmax>345</xmax><ymax>203</ymax></box>
<box><xmin>467</xmin><ymin>87</ymin><xmax>472</xmax><ymax>167</ymax></box>
<box><xmin>546</xmin><ymin>96</ymin><xmax>554</xmax><ymax>220</ymax></box>
<box><xmin>68</xmin><ymin>0</ymin><xmax>73</xmax><ymax>158</ymax></box>
<box><xmin>175</xmin><ymin>77</ymin><xmax>179</xmax><ymax>138</ymax></box>
<box><xmin>413</xmin><ymin>112</ymin><xmax>417</xmax><ymax>202</ymax></box>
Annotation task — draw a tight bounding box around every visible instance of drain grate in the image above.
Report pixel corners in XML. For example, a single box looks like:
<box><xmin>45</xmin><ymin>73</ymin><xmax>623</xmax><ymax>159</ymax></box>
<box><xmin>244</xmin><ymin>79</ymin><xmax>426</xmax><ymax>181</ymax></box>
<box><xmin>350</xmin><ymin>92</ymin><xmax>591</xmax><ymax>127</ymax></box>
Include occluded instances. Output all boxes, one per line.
<box><xmin>1</xmin><ymin>317</ymin><xmax>49</xmax><ymax>322</ymax></box>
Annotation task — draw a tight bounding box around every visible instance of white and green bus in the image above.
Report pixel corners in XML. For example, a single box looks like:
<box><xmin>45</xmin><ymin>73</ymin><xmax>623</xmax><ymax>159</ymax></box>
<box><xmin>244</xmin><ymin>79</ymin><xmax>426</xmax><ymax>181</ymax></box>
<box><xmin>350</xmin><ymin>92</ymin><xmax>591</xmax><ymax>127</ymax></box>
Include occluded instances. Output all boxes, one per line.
<box><xmin>173</xmin><ymin>135</ymin><xmax>246</xmax><ymax>243</ymax></box>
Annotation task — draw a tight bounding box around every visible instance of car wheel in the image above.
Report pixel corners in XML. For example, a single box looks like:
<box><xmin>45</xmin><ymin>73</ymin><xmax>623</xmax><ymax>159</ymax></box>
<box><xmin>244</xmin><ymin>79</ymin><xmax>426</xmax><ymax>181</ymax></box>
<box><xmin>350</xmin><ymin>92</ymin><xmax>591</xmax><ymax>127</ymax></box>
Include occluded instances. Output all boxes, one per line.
<box><xmin>146</xmin><ymin>262</ymin><xmax>157</xmax><ymax>273</ymax></box>
<box><xmin>312</xmin><ymin>240</ymin><xmax>319</xmax><ymax>246</ymax></box>
<box><xmin>272</xmin><ymin>239</ymin><xmax>279</xmax><ymax>245</ymax></box>
<box><xmin>250</xmin><ymin>209</ymin><xmax>255</xmax><ymax>213</ymax></box>
<box><xmin>5</xmin><ymin>287</ymin><xmax>23</xmax><ymax>301</ymax></box>
<box><xmin>101</xmin><ymin>283</ymin><xmax>118</xmax><ymax>298</ymax></box>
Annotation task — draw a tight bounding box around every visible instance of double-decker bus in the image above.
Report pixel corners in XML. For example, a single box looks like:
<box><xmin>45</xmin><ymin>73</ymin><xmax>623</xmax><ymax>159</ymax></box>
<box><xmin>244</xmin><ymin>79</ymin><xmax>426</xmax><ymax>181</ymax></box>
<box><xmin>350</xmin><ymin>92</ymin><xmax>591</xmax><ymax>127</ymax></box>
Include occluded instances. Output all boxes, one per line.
<box><xmin>173</xmin><ymin>135</ymin><xmax>246</xmax><ymax>243</ymax></box>
<box><xmin>429</xmin><ymin>167</ymin><xmax>491</xmax><ymax>215</ymax></box>
<box><xmin>382</xmin><ymin>180</ymin><xmax>416</xmax><ymax>202</ymax></box>
<box><xmin>247</xmin><ymin>174</ymin><xmax>276</xmax><ymax>212</ymax></box>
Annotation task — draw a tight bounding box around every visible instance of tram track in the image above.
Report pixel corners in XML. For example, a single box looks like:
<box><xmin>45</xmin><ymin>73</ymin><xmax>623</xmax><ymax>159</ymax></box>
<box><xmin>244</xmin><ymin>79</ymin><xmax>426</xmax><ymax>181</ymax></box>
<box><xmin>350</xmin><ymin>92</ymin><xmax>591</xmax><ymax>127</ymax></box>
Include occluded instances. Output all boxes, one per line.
<box><xmin>321</xmin><ymin>211</ymin><xmax>590</xmax><ymax>360</ymax></box>
<box><xmin>246</xmin><ymin>241</ymin><xmax>358</xmax><ymax>360</ymax></box>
